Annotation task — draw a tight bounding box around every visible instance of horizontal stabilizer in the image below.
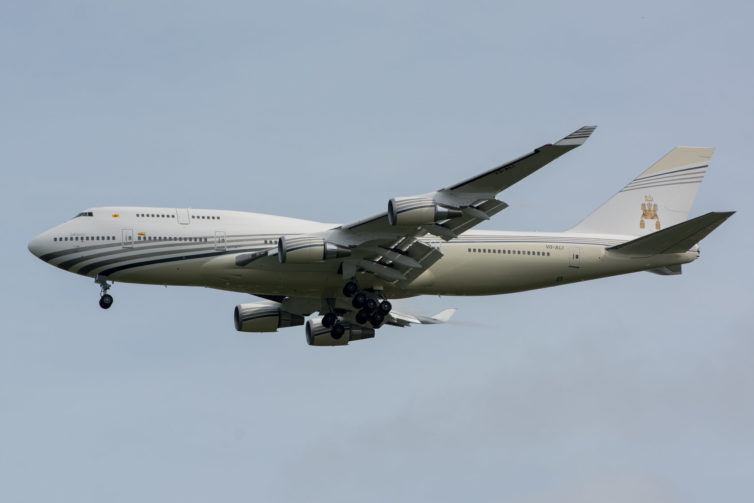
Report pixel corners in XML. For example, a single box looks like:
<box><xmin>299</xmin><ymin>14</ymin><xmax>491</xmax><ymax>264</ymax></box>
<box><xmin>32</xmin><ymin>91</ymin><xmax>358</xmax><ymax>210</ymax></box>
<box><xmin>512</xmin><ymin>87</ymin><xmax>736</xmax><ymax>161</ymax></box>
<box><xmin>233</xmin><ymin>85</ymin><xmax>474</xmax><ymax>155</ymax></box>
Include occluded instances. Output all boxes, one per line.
<box><xmin>387</xmin><ymin>308</ymin><xmax>457</xmax><ymax>327</ymax></box>
<box><xmin>430</xmin><ymin>308</ymin><xmax>457</xmax><ymax>323</ymax></box>
<box><xmin>608</xmin><ymin>211</ymin><xmax>734</xmax><ymax>256</ymax></box>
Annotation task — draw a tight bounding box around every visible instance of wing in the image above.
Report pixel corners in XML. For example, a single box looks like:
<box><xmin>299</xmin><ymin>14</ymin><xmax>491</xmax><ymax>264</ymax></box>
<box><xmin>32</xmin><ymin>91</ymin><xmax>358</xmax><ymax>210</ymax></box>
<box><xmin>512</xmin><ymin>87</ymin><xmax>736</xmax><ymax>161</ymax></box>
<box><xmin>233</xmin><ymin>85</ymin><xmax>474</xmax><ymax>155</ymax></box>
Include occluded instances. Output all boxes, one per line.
<box><xmin>320</xmin><ymin>126</ymin><xmax>596</xmax><ymax>284</ymax></box>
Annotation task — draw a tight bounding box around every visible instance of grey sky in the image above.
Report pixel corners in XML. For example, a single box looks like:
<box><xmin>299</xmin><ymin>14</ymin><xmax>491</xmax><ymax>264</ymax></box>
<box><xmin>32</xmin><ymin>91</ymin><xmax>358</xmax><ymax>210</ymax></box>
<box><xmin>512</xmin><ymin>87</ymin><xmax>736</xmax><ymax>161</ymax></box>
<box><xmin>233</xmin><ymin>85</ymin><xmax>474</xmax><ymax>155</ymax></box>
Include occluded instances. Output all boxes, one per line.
<box><xmin>2</xmin><ymin>1</ymin><xmax>752</xmax><ymax>502</ymax></box>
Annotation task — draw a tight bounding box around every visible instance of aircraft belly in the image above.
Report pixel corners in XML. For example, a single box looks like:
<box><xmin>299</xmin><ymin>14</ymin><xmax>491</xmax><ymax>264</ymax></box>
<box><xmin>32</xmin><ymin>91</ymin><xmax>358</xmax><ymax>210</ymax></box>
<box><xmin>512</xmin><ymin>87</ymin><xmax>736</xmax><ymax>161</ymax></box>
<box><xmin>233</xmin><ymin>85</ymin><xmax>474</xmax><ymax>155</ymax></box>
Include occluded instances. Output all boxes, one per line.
<box><xmin>199</xmin><ymin>254</ymin><xmax>349</xmax><ymax>297</ymax></box>
<box><xmin>110</xmin><ymin>260</ymin><xmax>207</xmax><ymax>286</ymax></box>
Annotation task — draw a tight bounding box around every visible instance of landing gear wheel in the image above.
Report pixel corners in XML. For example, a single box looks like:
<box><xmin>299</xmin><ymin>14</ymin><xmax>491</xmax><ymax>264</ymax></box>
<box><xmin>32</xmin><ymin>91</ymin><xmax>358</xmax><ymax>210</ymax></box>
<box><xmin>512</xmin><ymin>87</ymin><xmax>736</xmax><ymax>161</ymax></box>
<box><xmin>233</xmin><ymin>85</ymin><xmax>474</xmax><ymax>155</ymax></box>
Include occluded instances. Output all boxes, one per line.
<box><xmin>342</xmin><ymin>281</ymin><xmax>359</xmax><ymax>298</ymax></box>
<box><xmin>95</xmin><ymin>275</ymin><xmax>114</xmax><ymax>310</ymax></box>
<box><xmin>331</xmin><ymin>323</ymin><xmax>345</xmax><ymax>339</ymax></box>
<box><xmin>322</xmin><ymin>312</ymin><xmax>337</xmax><ymax>328</ymax></box>
<box><xmin>378</xmin><ymin>300</ymin><xmax>392</xmax><ymax>314</ymax></box>
<box><xmin>355</xmin><ymin>309</ymin><xmax>370</xmax><ymax>325</ymax></box>
<box><xmin>369</xmin><ymin>311</ymin><xmax>385</xmax><ymax>327</ymax></box>
<box><xmin>99</xmin><ymin>294</ymin><xmax>113</xmax><ymax>310</ymax></box>
<box><xmin>352</xmin><ymin>292</ymin><xmax>367</xmax><ymax>309</ymax></box>
<box><xmin>365</xmin><ymin>297</ymin><xmax>378</xmax><ymax>313</ymax></box>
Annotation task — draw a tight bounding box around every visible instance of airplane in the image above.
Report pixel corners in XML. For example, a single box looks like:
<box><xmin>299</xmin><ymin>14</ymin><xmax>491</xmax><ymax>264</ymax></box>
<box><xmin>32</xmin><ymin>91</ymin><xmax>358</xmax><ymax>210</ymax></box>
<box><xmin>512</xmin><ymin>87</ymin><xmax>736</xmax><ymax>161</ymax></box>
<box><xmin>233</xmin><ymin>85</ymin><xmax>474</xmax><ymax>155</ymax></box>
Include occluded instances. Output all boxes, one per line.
<box><xmin>28</xmin><ymin>126</ymin><xmax>734</xmax><ymax>346</ymax></box>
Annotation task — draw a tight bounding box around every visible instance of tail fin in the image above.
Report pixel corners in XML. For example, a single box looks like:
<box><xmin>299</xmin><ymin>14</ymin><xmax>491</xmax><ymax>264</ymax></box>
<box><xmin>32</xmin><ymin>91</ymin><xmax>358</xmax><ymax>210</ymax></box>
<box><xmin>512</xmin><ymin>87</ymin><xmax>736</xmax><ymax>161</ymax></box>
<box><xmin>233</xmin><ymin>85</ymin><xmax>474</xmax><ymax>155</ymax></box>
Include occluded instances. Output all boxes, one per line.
<box><xmin>569</xmin><ymin>147</ymin><xmax>714</xmax><ymax>236</ymax></box>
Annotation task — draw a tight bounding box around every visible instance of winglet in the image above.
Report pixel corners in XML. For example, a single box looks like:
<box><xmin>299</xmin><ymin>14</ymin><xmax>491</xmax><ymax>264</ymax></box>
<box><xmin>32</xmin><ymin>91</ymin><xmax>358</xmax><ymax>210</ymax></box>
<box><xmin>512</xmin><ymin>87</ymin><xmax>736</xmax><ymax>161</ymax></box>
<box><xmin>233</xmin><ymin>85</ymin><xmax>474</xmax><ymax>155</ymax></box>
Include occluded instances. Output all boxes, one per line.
<box><xmin>431</xmin><ymin>308</ymin><xmax>457</xmax><ymax>323</ymax></box>
<box><xmin>554</xmin><ymin>125</ymin><xmax>597</xmax><ymax>147</ymax></box>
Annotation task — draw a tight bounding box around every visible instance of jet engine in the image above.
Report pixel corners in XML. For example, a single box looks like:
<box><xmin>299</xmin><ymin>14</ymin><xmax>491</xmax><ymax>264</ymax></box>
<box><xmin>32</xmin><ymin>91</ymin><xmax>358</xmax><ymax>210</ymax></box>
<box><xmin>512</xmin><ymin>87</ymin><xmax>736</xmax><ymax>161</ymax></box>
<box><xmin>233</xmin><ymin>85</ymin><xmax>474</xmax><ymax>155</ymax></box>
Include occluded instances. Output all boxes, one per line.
<box><xmin>387</xmin><ymin>197</ymin><xmax>463</xmax><ymax>226</ymax></box>
<box><xmin>305</xmin><ymin>317</ymin><xmax>375</xmax><ymax>346</ymax></box>
<box><xmin>277</xmin><ymin>236</ymin><xmax>351</xmax><ymax>264</ymax></box>
<box><xmin>234</xmin><ymin>302</ymin><xmax>305</xmax><ymax>332</ymax></box>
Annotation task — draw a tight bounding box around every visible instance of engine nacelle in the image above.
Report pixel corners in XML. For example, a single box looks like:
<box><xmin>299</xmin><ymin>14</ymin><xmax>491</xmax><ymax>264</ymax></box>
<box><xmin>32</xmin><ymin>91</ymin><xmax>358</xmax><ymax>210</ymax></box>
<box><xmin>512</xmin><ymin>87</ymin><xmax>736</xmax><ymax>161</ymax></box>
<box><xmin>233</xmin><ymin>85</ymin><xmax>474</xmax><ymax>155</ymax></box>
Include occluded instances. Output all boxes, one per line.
<box><xmin>277</xmin><ymin>236</ymin><xmax>351</xmax><ymax>264</ymax></box>
<box><xmin>388</xmin><ymin>197</ymin><xmax>463</xmax><ymax>226</ymax></box>
<box><xmin>234</xmin><ymin>302</ymin><xmax>304</xmax><ymax>332</ymax></box>
<box><xmin>305</xmin><ymin>318</ymin><xmax>375</xmax><ymax>346</ymax></box>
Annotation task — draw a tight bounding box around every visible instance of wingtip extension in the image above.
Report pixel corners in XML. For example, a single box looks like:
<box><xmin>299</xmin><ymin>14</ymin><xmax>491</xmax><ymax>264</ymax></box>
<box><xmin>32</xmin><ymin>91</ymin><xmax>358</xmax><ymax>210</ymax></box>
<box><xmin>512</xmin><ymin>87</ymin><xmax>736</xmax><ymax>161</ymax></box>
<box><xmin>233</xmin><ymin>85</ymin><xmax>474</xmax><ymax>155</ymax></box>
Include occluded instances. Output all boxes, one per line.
<box><xmin>554</xmin><ymin>125</ymin><xmax>597</xmax><ymax>146</ymax></box>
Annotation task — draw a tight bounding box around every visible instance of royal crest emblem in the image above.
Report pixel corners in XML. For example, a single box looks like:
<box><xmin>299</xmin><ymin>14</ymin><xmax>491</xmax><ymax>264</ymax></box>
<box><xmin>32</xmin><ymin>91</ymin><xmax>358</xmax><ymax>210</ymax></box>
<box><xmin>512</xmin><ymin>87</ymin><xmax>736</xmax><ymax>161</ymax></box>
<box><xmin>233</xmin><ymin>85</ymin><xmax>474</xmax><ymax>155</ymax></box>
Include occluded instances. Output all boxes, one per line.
<box><xmin>640</xmin><ymin>195</ymin><xmax>660</xmax><ymax>230</ymax></box>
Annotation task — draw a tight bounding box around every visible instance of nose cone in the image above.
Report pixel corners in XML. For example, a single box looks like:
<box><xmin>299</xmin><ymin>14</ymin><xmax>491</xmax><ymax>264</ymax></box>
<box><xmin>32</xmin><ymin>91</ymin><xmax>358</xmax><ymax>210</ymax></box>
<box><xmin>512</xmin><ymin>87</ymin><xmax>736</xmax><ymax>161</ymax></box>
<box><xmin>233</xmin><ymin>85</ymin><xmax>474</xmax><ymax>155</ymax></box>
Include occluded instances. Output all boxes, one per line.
<box><xmin>28</xmin><ymin>233</ymin><xmax>46</xmax><ymax>259</ymax></box>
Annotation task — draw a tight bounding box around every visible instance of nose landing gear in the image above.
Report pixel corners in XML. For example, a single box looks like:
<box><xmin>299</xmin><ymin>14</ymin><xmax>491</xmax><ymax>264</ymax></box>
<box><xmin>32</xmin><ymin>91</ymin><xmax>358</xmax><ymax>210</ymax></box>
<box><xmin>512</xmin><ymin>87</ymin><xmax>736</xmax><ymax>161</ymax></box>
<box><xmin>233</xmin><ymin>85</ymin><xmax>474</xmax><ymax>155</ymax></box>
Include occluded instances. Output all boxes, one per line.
<box><xmin>96</xmin><ymin>275</ymin><xmax>114</xmax><ymax>310</ymax></box>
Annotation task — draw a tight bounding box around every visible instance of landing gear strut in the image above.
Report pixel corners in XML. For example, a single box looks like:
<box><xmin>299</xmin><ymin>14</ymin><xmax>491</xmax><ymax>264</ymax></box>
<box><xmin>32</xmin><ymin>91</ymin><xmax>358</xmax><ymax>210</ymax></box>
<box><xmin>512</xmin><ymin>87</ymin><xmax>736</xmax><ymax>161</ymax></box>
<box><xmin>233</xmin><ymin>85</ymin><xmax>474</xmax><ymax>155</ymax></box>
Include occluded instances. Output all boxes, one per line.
<box><xmin>96</xmin><ymin>275</ymin><xmax>114</xmax><ymax>310</ymax></box>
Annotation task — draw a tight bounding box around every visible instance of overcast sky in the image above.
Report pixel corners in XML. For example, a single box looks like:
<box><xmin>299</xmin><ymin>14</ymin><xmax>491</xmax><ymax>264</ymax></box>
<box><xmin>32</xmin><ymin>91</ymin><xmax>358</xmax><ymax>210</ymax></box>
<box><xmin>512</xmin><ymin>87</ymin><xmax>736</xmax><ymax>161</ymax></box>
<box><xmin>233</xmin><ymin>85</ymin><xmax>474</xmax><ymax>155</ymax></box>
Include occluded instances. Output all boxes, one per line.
<box><xmin>2</xmin><ymin>1</ymin><xmax>753</xmax><ymax>502</ymax></box>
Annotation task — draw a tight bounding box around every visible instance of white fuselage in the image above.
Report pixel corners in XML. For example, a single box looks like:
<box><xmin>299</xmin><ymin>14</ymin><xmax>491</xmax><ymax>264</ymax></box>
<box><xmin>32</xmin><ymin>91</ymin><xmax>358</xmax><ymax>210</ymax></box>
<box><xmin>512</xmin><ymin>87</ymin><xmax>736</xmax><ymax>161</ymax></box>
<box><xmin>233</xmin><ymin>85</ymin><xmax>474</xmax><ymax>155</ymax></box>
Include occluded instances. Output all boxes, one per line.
<box><xmin>28</xmin><ymin>206</ymin><xmax>699</xmax><ymax>299</ymax></box>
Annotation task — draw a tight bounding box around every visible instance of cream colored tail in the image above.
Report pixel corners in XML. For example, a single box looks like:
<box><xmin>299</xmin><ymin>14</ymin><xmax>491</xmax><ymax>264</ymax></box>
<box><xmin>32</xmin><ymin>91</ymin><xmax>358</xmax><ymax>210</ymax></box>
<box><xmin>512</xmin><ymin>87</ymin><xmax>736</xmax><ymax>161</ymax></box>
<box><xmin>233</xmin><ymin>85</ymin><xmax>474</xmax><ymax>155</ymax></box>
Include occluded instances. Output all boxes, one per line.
<box><xmin>569</xmin><ymin>147</ymin><xmax>714</xmax><ymax>236</ymax></box>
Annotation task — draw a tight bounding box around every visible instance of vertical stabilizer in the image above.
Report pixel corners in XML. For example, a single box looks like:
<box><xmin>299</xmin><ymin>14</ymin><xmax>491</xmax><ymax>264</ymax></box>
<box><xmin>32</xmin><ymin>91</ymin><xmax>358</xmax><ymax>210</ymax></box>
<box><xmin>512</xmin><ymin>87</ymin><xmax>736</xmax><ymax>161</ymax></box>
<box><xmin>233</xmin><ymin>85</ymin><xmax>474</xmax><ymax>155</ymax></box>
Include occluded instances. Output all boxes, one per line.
<box><xmin>569</xmin><ymin>147</ymin><xmax>713</xmax><ymax>236</ymax></box>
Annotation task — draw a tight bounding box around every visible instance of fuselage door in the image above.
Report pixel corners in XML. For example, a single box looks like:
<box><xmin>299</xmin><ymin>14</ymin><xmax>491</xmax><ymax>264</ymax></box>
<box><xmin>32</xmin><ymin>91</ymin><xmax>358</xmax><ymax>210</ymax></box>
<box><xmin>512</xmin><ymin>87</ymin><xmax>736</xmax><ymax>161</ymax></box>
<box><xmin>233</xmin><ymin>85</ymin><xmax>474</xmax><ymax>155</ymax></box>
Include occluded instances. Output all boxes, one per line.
<box><xmin>122</xmin><ymin>228</ymin><xmax>134</xmax><ymax>248</ymax></box>
<box><xmin>568</xmin><ymin>247</ymin><xmax>581</xmax><ymax>268</ymax></box>
<box><xmin>215</xmin><ymin>231</ymin><xmax>227</xmax><ymax>251</ymax></box>
<box><xmin>176</xmin><ymin>208</ymin><xmax>190</xmax><ymax>225</ymax></box>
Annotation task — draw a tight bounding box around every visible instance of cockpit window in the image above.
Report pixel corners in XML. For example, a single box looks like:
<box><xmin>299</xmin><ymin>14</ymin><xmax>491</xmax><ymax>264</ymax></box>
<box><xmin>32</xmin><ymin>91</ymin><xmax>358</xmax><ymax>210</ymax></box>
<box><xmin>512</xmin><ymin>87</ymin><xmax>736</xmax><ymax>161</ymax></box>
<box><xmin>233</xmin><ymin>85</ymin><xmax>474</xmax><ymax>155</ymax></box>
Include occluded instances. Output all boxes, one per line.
<box><xmin>73</xmin><ymin>211</ymin><xmax>94</xmax><ymax>218</ymax></box>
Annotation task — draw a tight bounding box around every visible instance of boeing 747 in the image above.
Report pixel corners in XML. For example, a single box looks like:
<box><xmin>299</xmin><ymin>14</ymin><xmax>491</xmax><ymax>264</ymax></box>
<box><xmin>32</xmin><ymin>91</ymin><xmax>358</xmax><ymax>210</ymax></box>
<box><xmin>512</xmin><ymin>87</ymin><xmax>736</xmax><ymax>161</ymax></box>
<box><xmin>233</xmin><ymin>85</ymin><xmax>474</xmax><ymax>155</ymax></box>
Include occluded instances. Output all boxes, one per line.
<box><xmin>28</xmin><ymin>126</ymin><xmax>733</xmax><ymax>346</ymax></box>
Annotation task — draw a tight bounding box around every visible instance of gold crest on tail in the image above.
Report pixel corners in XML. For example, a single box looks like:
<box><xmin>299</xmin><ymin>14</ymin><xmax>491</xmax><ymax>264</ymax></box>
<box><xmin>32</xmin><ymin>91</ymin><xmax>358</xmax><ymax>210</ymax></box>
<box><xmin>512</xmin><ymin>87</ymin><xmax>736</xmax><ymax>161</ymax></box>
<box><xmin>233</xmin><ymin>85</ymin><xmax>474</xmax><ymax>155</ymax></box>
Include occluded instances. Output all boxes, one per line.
<box><xmin>640</xmin><ymin>195</ymin><xmax>661</xmax><ymax>230</ymax></box>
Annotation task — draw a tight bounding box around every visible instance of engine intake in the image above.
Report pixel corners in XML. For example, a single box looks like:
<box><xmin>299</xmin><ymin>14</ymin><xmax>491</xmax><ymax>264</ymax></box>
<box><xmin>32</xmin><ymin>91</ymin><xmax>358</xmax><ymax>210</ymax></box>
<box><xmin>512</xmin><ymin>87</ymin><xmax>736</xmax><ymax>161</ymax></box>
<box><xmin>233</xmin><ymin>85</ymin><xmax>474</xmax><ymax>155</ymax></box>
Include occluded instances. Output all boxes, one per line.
<box><xmin>388</xmin><ymin>197</ymin><xmax>463</xmax><ymax>226</ymax></box>
<box><xmin>234</xmin><ymin>302</ymin><xmax>304</xmax><ymax>332</ymax></box>
<box><xmin>305</xmin><ymin>317</ymin><xmax>375</xmax><ymax>346</ymax></box>
<box><xmin>278</xmin><ymin>236</ymin><xmax>351</xmax><ymax>264</ymax></box>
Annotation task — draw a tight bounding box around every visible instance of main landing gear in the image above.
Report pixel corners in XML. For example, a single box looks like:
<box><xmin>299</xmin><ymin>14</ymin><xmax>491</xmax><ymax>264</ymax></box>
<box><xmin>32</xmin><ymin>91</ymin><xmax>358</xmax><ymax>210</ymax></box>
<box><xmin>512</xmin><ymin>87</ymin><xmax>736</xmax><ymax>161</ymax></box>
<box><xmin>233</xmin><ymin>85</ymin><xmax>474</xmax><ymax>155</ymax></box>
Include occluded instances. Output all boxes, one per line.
<box><xmin>314</xmin><ymin>281</ymin><xmax>394</xmax><ymax>340</ymax></box>
<box><xmin>96</xmin><ymin>275</ymin><xmax>114</xmax><ymax>310</ymax></box>
<box><xmin>320</xmin><ymin>311</ymin><xmax>346</xmax><ymax>339</ymax></box>
<box><xmin>342</xmin><ymin>280</ymin><xmax>391</xmax><ymax>328</ymax></box>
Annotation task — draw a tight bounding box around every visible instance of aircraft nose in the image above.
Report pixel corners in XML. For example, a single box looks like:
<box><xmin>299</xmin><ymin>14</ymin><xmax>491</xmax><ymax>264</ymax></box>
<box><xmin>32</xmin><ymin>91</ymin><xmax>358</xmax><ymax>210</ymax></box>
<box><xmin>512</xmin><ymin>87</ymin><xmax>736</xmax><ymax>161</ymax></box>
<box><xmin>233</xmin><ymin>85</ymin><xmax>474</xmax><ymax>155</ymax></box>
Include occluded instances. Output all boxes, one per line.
<box><xmin>28</xmin><ymin>233</ymin><xmax>46</xmax><ymax>259</ymax></box>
